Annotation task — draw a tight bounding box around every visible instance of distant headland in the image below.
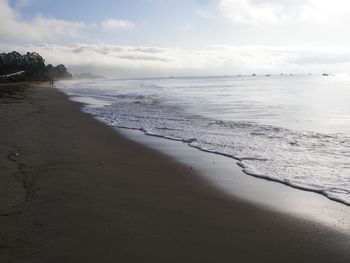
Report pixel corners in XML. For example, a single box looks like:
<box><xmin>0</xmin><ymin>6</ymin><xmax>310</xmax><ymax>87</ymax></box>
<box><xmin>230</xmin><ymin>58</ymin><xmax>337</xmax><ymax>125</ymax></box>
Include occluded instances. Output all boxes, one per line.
<box><xmin>73</xmin><ymin>72</ymin><xmax>105</xmax><ymax>80</ymax></box>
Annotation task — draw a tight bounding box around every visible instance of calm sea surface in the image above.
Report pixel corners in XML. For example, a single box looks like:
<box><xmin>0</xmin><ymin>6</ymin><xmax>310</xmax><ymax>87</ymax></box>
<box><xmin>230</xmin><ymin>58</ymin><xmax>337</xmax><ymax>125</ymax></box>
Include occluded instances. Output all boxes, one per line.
<box><xmin>57</xmin><ymin>75</ymin><xmax>350</xmax><ymax>205</ymax></box>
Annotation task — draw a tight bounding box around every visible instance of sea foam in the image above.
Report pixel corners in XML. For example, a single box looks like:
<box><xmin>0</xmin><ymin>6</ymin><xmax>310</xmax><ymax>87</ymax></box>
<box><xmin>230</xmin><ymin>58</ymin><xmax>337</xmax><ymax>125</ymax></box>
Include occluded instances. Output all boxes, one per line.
<box><xmin>57</xmin><ymin>78</ymin><xmax>350</xmax><ymax>206</ymax></box>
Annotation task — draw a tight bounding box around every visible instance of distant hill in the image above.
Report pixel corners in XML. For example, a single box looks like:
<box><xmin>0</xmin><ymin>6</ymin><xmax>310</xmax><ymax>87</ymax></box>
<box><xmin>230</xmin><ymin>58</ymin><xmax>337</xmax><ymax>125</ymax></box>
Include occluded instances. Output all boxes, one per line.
<box><xmin>0</xmin><ymin>51</ymin><xmax>72</xmax><ymax>82</ymax></box>
<box><xmin>73</xmin><ymin>73</ymin><xmax>105</xmax><ymax>80</ymax></box>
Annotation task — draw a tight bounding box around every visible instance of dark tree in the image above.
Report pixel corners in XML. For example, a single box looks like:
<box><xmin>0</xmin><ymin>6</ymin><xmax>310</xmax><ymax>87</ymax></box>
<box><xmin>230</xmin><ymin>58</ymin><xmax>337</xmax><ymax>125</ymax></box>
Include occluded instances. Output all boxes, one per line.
<box><xmin>0</xmin><ymin>51</ymin><xmax>72</xmax><ymax>82</ymax></box>
<box><xmin>47</xmin><ymin>64</ymin><xmax>72</xmax><ymax>80</ymax></box>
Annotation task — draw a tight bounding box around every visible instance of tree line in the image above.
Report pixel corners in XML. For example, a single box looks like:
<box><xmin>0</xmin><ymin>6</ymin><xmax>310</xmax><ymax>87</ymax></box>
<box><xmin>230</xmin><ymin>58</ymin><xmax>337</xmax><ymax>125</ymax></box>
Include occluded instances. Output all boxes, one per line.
<box><xmin>0</xmin><ymin>51</ymin><xmax>72</xmax><ymax>82</ymax></box>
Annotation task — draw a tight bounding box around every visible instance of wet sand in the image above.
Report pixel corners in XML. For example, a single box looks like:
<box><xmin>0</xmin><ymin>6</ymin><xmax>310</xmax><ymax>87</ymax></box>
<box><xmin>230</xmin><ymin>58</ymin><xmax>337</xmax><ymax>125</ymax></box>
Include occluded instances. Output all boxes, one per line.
<box><xmin>119</xmin><ymin>128</ymin><xmax>350</xmax><ymax>233</ymax></box>
<box><xmin>0</xmin><ymin>83</ymin><xmax>350</xmax><ymax>262</ymax></box>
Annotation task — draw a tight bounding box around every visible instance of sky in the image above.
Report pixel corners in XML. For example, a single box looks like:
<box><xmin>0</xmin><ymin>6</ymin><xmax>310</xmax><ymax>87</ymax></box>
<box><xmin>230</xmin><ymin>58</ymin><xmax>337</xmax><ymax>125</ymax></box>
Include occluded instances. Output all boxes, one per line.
<box><xmin>2</xmin><ymin>0</ymin><xmax>350</xmax><ymax>77</ymax></box>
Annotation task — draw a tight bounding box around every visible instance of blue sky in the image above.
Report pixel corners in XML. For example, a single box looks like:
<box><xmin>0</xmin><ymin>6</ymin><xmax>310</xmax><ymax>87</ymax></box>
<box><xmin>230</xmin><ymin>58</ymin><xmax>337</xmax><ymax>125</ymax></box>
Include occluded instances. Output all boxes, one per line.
<box><xmin>7</xmin><ymin>0</ymin><xmax>350</xmax><ymax>47</ymax></box>
<box><xmin>7</xmin><ymin>0</ymin><xmax>227</xmax><ymax>47</ymax></box>
<box><xmin>2</xmin><ymin>0</ymin><xmax>350</xmax><ymax>77</ymax></box>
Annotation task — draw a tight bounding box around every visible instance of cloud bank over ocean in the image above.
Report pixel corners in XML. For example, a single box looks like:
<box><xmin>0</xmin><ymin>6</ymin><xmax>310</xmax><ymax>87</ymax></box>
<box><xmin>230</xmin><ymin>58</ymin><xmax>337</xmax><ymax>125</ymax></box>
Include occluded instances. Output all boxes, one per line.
<box><xmin>2</xmin><ymin>43</ymin><xmax>350</xmax><ymax>78</ymax></box>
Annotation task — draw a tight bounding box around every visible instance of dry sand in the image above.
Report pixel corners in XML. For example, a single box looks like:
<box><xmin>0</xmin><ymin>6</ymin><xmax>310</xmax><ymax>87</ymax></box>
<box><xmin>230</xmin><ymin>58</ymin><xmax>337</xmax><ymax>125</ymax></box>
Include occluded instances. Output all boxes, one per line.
<box><xmin>0</xmin><ymin>83</ymin><xmax>350</xmax><ymax>262</ymax></box>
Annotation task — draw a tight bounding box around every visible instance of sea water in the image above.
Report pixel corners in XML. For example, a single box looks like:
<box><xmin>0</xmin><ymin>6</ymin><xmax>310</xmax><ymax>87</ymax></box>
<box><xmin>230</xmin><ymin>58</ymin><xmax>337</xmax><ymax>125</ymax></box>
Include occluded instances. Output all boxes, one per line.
<box><xmin>57</xmin><ymin>75</ymin><xmax>350</xmax><ymax>206</ymax></box>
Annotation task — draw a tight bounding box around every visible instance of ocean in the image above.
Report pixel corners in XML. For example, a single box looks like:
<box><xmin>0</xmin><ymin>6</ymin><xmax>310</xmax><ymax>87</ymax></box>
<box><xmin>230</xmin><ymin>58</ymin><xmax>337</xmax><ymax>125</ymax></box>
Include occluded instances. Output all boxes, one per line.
<box><xmin>57</xmin><ymin>74</ymin><xmax>350</xmax><ymax>206</ymax></box>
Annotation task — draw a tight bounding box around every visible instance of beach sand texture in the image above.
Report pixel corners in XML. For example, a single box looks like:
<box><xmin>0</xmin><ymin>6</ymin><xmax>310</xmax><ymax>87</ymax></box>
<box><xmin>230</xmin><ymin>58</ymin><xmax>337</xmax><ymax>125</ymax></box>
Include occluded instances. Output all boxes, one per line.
<box><xmin>0</xmin><ymin>83</ymin><xmax>350</xmax><ymax>262</ymax></box>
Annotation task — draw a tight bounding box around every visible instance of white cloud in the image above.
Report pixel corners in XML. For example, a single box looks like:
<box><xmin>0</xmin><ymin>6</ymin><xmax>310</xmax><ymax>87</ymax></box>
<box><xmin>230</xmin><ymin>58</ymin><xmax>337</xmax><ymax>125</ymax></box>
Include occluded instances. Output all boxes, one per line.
<box><xmin>219</xmin><ymin>0</ymin><xmax>284</xmax><ymax>25</ymax></box>
<box><xmin>195</xmin><ymin>10</ymin><xmax>213</xmax><ymax>19</ymax></box>
<box><xmin>182</xmin><ymin>23</ymin><xmax>194</xmax><ymax>31</ymax></box>
<box><xmin>219</xmin><ymin>0</ymin><xmax>350</xmax><ymax>26</ymax></box>
<box><xmin>298</xmin><ymin>0</ymin><xmax>350</xmax><ymax>25</ymax></box>
<box><xmin>3</xmin><ymin>43</ymin><xmax>350</xmax><ymax>78</ymax></box>
<box><xmin>0</xmin><ymin>1</ymin><xmax>134</xmax><ymax>43</ymax></box>
<box><xmin>0</xmin><ymin>0</ymin><xmax>86</xmax><ymax>43</ymax></box>
<box><xmin>101</xmin><ymin>19</ymin><xmax>135</xmax><ymax>30</ymax></box>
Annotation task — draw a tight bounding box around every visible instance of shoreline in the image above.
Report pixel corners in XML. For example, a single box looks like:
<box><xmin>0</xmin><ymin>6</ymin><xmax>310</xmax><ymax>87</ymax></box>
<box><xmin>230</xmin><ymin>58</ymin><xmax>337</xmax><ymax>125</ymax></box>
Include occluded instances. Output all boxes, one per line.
<box><xmin>62</xmin><ymin>76</ymin><xmax>350</xmax><ymax>208</ymax></box>
<box><xmin>1</xmin><ymin>83</ymin><xmax>350</xmax><ymax>262</ymax></box>
<box><xmin>117</xmin><ymin>128</ymin><xmax>350</xmax><ymax>233</ymax></box>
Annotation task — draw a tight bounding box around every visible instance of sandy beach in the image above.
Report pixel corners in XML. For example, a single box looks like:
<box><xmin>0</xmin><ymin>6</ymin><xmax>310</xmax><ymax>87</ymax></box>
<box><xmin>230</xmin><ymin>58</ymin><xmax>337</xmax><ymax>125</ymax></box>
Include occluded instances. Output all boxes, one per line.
<box><xmin>1</xmin><ymin>83</ymin><xmax>350</xmax><ymax>263</ymax></box>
